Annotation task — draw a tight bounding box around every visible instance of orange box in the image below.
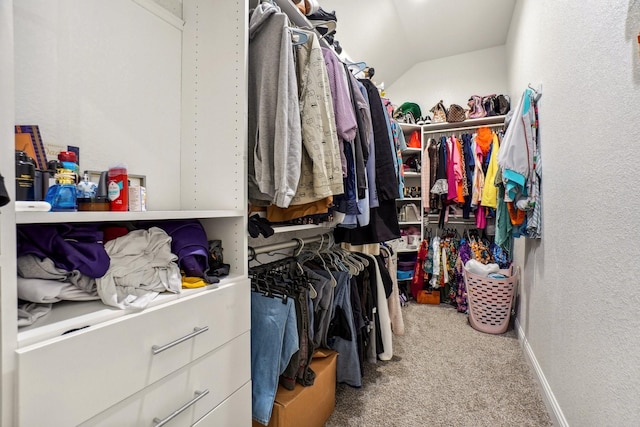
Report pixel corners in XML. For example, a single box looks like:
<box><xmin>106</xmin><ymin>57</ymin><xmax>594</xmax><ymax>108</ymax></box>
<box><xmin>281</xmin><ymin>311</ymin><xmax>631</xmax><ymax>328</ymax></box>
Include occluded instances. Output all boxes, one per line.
<box><xmin>416</xmin><ymin>289</ymin><xmax>440</xmax><ymax>305</ymax></box>
<box><xmin>253</xmin><ymin>350</ymin><xmax>338</xmax><ymax>427</ymax></box>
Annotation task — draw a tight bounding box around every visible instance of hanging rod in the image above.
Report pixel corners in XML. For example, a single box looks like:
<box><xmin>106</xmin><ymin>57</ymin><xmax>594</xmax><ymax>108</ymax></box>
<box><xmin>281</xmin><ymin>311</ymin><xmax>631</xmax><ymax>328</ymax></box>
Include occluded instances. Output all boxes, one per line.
<box><xmin>424</xmin><ymin>122</ymin><xmax>504</xmax><ymax>135</ymax></box>
<box><xmin>248</xmin><ymin>232</ymin><xmax>333</xmax><ymax>259</ymax></box>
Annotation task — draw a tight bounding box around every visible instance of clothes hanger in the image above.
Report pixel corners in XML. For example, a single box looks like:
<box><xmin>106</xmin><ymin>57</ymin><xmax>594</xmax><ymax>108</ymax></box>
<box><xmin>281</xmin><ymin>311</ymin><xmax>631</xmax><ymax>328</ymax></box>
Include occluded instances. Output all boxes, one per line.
<box><xmin>290</xmin><ymin>28</ymin><xmax>309</xmax><ymax>46</ymax></box>
<box><xmin>528</xmin><ymin>83</ymin><xmax>543</xmax><ymax>102</ymax></box>
<box><xmin>346</xmin><ymin>61</ymin><xmax>367</xmax><ymax>74</ymax></box>
<box><xmin>301</xmin><ymin>234</ymin><xmax>337</xmax><ymax>288</ymax></box>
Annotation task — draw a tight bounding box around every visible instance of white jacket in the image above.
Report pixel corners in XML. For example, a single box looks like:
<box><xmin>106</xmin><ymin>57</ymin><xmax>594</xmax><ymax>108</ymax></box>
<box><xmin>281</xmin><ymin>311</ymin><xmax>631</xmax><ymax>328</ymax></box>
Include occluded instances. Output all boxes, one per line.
<box><xmin>497</xmin><ymin>89</ymin><xmax>537</xmax><ymax>200</ymax></box>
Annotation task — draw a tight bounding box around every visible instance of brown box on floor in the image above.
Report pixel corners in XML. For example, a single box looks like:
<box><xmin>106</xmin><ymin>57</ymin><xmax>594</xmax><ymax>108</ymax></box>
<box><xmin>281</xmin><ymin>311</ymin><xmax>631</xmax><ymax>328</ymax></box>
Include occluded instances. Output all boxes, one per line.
<box><xmin>253</xmin><ymin>350</ymin><xmax>338</xmax><ymax>427</ymax></box>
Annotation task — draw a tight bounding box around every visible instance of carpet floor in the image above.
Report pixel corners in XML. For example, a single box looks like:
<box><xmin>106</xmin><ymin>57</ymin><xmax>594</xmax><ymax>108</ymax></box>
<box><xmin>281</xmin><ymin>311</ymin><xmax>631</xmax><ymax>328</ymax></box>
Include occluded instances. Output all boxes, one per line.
<box><xmin>325</xmin><ymin>302</ymin><xmax>553</xmax><ymax>427</ymax></box>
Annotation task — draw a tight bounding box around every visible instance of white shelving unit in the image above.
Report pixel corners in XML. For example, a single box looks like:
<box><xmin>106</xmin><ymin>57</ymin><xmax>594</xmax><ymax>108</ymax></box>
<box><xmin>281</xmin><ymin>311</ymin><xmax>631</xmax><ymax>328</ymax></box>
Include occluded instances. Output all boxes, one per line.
<box><xmin>1</xmin><ymin>1</ymin><xmax>250</xmax><ymax>425</ymax></box>
<box><xmin>396</xmin><ymin>122</ymin><xmax>425</xmax><ymax>250</ymax></box>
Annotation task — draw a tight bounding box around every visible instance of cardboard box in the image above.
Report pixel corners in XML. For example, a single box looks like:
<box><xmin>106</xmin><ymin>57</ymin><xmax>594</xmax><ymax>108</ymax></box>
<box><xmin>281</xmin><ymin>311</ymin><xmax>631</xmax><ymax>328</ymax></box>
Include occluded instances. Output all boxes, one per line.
<box><xmin>253</xmin><ymin>350</ymin><xmax>338</xmax><ymax>427</ymax></box>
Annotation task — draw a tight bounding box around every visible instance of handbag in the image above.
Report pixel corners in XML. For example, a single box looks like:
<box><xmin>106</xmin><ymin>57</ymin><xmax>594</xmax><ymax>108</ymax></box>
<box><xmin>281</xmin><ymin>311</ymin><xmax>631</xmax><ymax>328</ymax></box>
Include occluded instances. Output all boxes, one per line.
<box><xmin>398</xmin><ymin>203</ymin><xmax>420</xmax><ymax>223</ymax></box>
<box><xmin>482</xmin><ymin>95</ymin><xmax>497</xmax><ymax>116</ymax></box>
<box><xmin>429</xmin><ymin>100</ymin><xmax>447</xmax><ymax>123</ymax></box>
<box><xmin>446</xmin><ymin>104</ymin><xmax>466</xmax><ymax>122</ymax></box>
<box><xmin>467</xmin><ymin>95</ymin><xmax>486</xmax><ymax>119</ymax></box>
<box><xmin>496</xmin><ymin>94</ymin><xmax>511</xmax><ymax>115</ymax></box>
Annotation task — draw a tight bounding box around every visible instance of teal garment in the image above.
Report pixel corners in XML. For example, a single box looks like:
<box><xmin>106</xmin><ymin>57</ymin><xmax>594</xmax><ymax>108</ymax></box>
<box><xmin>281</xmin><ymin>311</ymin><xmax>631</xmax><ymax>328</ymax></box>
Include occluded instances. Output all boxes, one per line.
<box><xmin>391</xmin><ymin>121</ymin><xmax>406</xmax><ymax>197</ymax></box>
<box><xmin>495</xmin><ymin>169</ymin><xmax>513</xmax><ymax>256</ymax></box>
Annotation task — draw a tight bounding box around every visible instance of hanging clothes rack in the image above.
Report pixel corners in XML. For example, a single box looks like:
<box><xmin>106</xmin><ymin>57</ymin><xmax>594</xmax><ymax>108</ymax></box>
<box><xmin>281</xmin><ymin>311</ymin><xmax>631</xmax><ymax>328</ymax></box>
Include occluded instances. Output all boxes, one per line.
<box><xmin>248</xmin><ymin>232</ymin><xmax>333</xmax><ymax>259</ymax></box>
<box><xmin>426</xmin><ymin>122</ymin><xmax>504</xmax><ymax>135</ymax></box>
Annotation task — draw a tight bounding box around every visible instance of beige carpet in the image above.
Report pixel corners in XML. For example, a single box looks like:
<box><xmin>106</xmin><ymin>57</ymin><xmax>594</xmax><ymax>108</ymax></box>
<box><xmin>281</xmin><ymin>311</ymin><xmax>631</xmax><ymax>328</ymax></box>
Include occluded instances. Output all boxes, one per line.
<box><xmin>325</xmin><ymin>303</ymin><xmax>553</xmax><ymax>427</ymax></box>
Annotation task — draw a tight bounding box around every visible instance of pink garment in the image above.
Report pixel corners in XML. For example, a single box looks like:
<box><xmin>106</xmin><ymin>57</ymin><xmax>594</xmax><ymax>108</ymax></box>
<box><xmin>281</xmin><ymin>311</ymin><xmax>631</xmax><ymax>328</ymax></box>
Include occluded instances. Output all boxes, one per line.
<box><xmin>422</xmin><ymin>142</ymin><xmax>430</xmax><ymax>209</ymax></box>
<box><xmin>446</xmin><ymin>138</ymin><xmax>458</xmax><ymax>201</ymax></box>
<box><xmin>476</xmin><ymin>205</ymin><xmax>487</xmax><ymax>229</ymax></box>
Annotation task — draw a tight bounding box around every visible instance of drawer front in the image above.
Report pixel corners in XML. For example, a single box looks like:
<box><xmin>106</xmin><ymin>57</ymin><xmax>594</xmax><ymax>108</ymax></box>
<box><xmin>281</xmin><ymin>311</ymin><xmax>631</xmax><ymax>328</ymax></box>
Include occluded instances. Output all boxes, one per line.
<box><xmin>17</xmin><ymin>279</ymin><xmax>250</xmax><ymax>427</ymax></box>
<box><xmin>193</xmin><ymin>382</ymin><xmax>252</xmax><ymax>427</ymax></box>
<box><xmin>79</xmin><ymin>332</ymin><xmax>251</xmax><ymax>427</ymax></box>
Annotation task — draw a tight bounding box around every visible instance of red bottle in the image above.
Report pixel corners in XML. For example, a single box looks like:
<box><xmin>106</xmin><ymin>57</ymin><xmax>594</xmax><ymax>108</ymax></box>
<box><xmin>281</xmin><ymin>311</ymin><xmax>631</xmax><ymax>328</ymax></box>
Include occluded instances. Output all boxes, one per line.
<box><xmin>107</xmin><ymin>165</ymin><xmax>128</xmax><ymax>211</ymax></box>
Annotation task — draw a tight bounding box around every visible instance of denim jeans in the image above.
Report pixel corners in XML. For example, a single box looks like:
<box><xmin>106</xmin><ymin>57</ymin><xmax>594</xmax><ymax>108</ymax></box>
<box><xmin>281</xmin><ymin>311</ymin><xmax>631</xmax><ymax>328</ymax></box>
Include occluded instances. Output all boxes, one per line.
<box><xmin>251</xmin><ymin>292</ymin><xmax>299</xmax><ymax>425</ymax></box>
<box><xmin>329</xmin><ymin>271</ymin><xmax>362</xmax><ymax>388</ymax></box>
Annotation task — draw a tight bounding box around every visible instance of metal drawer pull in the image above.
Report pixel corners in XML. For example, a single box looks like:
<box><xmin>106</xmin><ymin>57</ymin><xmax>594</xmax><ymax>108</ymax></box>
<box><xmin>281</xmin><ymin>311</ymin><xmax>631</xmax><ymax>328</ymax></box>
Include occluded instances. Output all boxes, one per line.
<box><xmin>151</xmin><ymin>326</ymin><xmax>209</xmax><ymax>355</ymax></box>
<box><xmin>153</xmin><ymin>389</ymin><xmax>210</xmax><ymax>426</ymax></box>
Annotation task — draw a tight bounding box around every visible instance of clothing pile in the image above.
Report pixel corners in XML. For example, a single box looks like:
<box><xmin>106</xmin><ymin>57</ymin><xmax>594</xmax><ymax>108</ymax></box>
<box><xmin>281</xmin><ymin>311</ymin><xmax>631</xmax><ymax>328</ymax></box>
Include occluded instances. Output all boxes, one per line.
<box><xmin>16</xmin><ymin>219</ymin><xmax>226</xmax><ymax>326</ymax></box>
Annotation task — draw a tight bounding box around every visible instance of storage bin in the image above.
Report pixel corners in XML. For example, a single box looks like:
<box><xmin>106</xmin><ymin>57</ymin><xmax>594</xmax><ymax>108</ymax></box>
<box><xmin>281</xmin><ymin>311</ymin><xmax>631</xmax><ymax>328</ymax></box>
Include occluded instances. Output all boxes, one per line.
<box><xmin>416</xmin><ymin>289</ymin><xmax>440</xmax><ymax>305</ymax></box>
<box><xmin>463</xmin><ymin>265</ymin><xmax>518</xmax><ymax>334</ymax></box>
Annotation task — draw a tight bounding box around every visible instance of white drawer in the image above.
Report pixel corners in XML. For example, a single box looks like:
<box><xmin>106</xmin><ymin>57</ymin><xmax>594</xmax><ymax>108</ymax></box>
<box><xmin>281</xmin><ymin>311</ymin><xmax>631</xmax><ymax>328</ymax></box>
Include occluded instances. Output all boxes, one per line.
<box><xmin>17</xmin><ymin>279</ymin><xmax>250</xmax><ymax>427</ymax></box>
<box><xmin>193</xmin><ymin>382</ymin><xmax>252</xmax><ymax>427</ymax></box>
<box><xmin>79</xmin><ymin>332</ymin><xmax>251</xmax><ymax>427</ymax></box>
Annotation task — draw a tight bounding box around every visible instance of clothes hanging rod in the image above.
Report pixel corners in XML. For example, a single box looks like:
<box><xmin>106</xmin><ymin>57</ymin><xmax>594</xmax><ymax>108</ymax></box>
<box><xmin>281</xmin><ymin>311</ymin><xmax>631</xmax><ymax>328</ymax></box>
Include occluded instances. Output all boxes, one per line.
<box><xmin>248</xmin><ymin>232</ymin><xmax>333</xmax><ymax>258</ymax></box>
<box><xmin>424</xmin><ymin>122</ymin><xmax>504</xmax><ymax>135</ymax></box>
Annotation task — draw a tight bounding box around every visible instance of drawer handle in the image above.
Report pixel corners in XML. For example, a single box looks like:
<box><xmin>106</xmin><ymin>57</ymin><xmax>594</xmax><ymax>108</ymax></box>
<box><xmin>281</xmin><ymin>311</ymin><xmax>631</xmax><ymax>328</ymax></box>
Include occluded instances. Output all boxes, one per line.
<box><xmin>151</xmin><ymin>326</ymin><xmax>209</xmax><ymax>355</ymax></box>
<box><xmin>153</xmin><ymin>389</ymin><xmax>210</xmax><ymax>426</ymax></box>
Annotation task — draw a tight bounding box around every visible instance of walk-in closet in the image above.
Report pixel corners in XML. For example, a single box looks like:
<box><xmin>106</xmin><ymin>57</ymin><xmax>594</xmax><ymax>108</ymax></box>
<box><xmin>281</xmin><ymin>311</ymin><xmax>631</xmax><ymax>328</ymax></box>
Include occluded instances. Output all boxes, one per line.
<box><xmin>0</xmin><ymin>0</ymin><xmax>638</xmax><ymax>426</ymax></box>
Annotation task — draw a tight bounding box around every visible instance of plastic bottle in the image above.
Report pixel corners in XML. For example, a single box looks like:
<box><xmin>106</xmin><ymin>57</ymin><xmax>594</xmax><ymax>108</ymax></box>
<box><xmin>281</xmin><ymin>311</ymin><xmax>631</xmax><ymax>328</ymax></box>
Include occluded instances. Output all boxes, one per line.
<box><xmin>58</xmin><ymin>151</ymin><xmax>79</xmax><ymax>184</ymax></box>
<box><xmin>76</xmin><ymin>171</ymin><xmax>97</xmax><ymax>199</ymax></box>
<box><xmin>108</xmin><ymin>164</ymin><xmax>128</xmax><ymax>211</ymax></box>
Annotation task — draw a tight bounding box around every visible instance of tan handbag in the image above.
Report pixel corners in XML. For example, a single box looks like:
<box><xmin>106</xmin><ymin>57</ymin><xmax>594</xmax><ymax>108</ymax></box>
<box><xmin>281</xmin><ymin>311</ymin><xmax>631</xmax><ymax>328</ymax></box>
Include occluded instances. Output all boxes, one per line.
<box><xmin>399</xmin><ymin>203</ymin><xmax>421</xmax><ymax>223</ymax></box>
<box><xmin>430</xmin><ymin>100</ymin><xmax>447</xmax><ymax>123</ymax></box>
<box><xmin>446</xmin><ymin>104</ymin><xmax>466</xmax><ymax>123</ymax></box>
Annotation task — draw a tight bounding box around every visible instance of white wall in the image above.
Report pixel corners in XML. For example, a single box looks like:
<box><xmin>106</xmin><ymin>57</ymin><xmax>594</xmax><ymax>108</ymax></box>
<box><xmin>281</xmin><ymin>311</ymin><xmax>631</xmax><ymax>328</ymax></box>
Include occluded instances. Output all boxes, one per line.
<box><xmin>385</xmin><ymin>46</ymin><xmax>508</xmax><ymax>115</ymax></box>
<box><xmin>507</xmin><ymin>0</ymin><xmax>640</xmax><ymax>425</ymax></box>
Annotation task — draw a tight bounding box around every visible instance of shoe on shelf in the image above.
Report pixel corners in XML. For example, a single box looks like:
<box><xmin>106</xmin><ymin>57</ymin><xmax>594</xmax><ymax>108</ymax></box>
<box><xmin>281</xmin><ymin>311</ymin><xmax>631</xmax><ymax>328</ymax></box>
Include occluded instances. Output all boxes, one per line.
<box><xmin>417</xmin><ymin>115</ymin><xmax>432</xmax><ymax>125</ymax></box>
<box><xmin>307</xmin><ymin>7</ymin><xmax>336</xmax><ymax>21</ymax></box>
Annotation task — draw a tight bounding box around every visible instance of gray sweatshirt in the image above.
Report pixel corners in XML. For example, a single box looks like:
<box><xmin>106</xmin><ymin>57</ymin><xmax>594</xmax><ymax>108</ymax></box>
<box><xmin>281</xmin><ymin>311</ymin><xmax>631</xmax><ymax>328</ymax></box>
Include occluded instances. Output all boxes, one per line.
<box><xmin>248</xmin><ymin>4</ymin><xmax>302</xmax><ymax>208</ymax></box>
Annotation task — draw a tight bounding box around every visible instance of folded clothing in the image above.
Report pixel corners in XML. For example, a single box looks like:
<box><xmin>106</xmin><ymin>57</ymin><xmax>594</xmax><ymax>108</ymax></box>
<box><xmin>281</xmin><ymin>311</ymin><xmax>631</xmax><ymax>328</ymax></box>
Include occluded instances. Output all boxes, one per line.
<box><xmin>17</xmin><ymin>277</ymin><xmax>99</xmax><ymax>303</ymax></box>
<box><xmin>397</xmin><ymin>270</ymin><xmax>414</xmax><ymax>280</ymax></box>
<box><xmin>397</xmin><ymin>260</ymin><xmax>416</xmax><ymax>271</ymax></box>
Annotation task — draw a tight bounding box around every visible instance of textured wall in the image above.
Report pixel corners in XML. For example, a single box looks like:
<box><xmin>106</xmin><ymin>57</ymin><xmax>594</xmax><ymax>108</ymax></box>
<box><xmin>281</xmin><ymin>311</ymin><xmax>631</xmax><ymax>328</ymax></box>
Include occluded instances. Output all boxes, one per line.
<box><xmin>507</xmin><ymin>0</ymin><xmax>640</xmax><ymax>425</ymax></box>
<box><xmin>385</xmin><ymin>46</ymin><xmax>508</xmax><ymax>115</ymax></box>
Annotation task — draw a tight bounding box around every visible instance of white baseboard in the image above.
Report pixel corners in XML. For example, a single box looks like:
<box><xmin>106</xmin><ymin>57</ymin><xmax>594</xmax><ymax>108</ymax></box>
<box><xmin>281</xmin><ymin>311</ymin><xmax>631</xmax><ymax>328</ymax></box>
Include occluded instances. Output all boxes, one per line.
<box><xmin>515</xmin><ymin>319</ymin><xmax>569</xmax><ymax>427</ymax></box>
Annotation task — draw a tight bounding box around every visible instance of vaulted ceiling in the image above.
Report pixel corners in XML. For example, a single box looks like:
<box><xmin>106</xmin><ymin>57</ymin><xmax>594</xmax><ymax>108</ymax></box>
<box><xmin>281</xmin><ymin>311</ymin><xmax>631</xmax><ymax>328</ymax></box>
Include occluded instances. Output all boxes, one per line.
<box><xmin>319</xmin><ymin>0</ymin><xmax>517</xmax><ymax>87</ymax></box>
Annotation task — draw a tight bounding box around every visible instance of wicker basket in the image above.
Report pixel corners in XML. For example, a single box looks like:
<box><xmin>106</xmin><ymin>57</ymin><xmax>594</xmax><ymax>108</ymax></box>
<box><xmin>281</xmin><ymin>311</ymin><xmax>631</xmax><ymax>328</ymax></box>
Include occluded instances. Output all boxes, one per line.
<box><xmin>463</xmin><ymin>265</ymin><xmax>518</xmax><ymax>334</ymax></box>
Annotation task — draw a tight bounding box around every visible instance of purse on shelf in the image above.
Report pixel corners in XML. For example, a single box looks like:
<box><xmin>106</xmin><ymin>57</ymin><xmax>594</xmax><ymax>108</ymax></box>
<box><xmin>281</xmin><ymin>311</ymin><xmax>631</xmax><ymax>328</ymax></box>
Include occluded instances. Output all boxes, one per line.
<box><xmin>399</xmin><ymin>203</ymin><xmax>421</xmax><ymax>223</ymax></box>
<box><xmin>496</xmin><ymin>94</ymin><xmax>511</xmax><ymax>115</ymax></box>
<box><xmin>446</xmin><ymin>103</ymin><xmax>466</xmax><ymax>123</ymax></box>
<box><xmin>482</xmin><ymin>95</ymin><xmax>498</xmax><ymax>117</ymax></box>
<box><xmin>429</xmin><ymin>100</ymin><xmax>448</xmax><ymax>123</ymax></box>
<box><xmin>467</xmin><ymin>95</ymin><xmax>486</xmax><ymax>119</ymax></box>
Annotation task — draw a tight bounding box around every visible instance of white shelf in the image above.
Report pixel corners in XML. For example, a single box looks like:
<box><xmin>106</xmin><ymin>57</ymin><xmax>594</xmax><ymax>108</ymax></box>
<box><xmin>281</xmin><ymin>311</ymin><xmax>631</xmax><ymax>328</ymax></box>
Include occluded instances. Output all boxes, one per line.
<box><xmin>271</xmin><ymin>224</ymin><xmax>330</xmax><ymax>234</ymax></box>
<box><xmin>397</xmin><ymin>248</ymin><xmax>418</xmax><ymax>253</ymax></box>
<box><xmin>396</xmin><ymin>197</ymin><xmax>421</xmax><ymax>202</ymax></box>
<box><xmin>17</xmin><ymin>274</ymin><xmax>245</xmax><ymax>347</ymax></box>
<box><xmin>399</xmin><ymin>221</ymin><xmax>422</xmax><ymax>226</ymax></box>
<box><xmin>401</xmin><ymin>148</ymin><xmax>421</xmax><ymax>155</ymax></box>
<box><xmin>422</xmin><ymin>115</ymin><xmax>506</xmax><ymax>133</ymax></box>
<box><xmin>399</xmin><ymin>123</ymin><xmax>422</xmax><ymax>133</ymax></box>
<box><xmin>403</xmin><ymin>172</ymin><xmax>421</xmax><ymax>178</ymax></box>
<box><xmin>16</xmin><ymin>210</ymin><xmax>245</xmax><ymax>224</ymax></box>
